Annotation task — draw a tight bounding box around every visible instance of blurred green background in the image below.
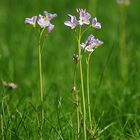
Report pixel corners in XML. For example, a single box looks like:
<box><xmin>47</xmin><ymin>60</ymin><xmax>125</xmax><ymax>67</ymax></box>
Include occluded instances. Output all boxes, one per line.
<box><xmin>0</xmin><ymin>0</ymin><xmax>140</xmax><ymax>139</ymax></box>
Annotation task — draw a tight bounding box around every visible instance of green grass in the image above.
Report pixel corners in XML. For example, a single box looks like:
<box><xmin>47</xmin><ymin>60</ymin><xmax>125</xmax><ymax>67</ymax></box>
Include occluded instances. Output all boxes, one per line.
<box><xmin>0</xmin><ymin>0</ymin><xmax>140</xmax><ymax>139</ymax></box>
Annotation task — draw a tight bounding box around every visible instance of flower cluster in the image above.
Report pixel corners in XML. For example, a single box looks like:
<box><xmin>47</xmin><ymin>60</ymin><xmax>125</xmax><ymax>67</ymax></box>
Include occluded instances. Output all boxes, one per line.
<box><xmin>64</xmin><ymin>8</ymin><xmax>101</xmax><ymax>30</ymax></box>
<box><xmin>64</xmin><ymin>8</ymin><xmax>103</xmax><ymax>53</ymax></box>
<box><xmin>116</xmin><ymin>0</ymin><xmax>130</xmax><ymax>6</ymax></box>
<box><xmin>81</xmin><ymin>35</ymin><xmax>103</xmax><ymax>52</ymax></box>
<box><xmin>25</xmin><ymin>10</ymin><xmax>57</xmax><ymax>32</ymax></box>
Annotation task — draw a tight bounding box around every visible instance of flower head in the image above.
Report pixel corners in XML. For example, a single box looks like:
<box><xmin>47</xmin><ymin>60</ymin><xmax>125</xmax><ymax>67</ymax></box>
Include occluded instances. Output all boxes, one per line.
<box><xmin>92</xmin><ymin>17</ymin><xmax>101</xmax><ymax>29</ymax></box>
<box><xmin>37</xmin><ymin>15</ymin><xmax>50</xmax><ymax>28</ymax></box>
<box><xmin>76</xmin><ymin>8</ymin><xmax>91</xmax><ymax>25</ymax></box>
<box><xmin>81</xmin><ymin>35</ymin><xmax>103</xmax><ymax>52</ymax></box>
<box><xmin>116</xmin><ymin>0</ymin><xmax>130</xmax><ymax>6</ymax></box>
<box><xmin>64</xmin><ymin>14</ymin><xmax>79</xmax><ymax>29</ymax></box>
<box><xmin>24</xmin><ymin>16</ymin><xmax>37</xmax><ymax>27</ymax></box>
<box><xmin>94</xmin><ymin>39</ymin><xmax>104</xmax><ymax>47</ymax></box>
<box><xmin>37</xmin><ymin>11</ymin><xmax>57</xmax><ymax>30</ymax></box>
<box><xmin>44</xmin><ymin>11</ymin><xmax>57</xmax><ymax>20</ymax></box>
<box><xmin>25</xmin><ymin>10</ymin><xmax>57</xmax><ymax>32</ymax></box>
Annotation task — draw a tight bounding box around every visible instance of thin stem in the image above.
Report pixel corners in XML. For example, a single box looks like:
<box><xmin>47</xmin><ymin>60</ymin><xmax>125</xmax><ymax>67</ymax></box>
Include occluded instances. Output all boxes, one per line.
<box><xmin>73</xmin><ymin>61</ymin><xmax>78</xmax><ymax>88</ymax></box>
<box><xmin>78</xmin><ymin>27</ymin><xmax>87</xmax><ymax>140</ymax></box>
<box><xmin>86</xmin><ymin>53</ymin><xmax>92</xmax><ymax>130</ymax></box>
<box><xmin>38</xmin><ymin>28</ymin><xmax>45</xmax><ymax>130</ymax></box>
<box><xmin>73</xmin><ymin>61</ymin><xmax>80</xmax><ymax>139</ymax></box>
<box><xmin>76</xmin><ymin>99</ymin><xmax>80</xmax><ymax>139</ymax></box>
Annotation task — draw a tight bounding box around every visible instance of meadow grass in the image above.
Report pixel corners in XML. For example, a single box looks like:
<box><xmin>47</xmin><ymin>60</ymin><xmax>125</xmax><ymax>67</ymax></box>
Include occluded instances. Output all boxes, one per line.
<box><xmin>0</xmin><ymin>0</ymin><xmax>140</xmax><ymax>139</ymax></box>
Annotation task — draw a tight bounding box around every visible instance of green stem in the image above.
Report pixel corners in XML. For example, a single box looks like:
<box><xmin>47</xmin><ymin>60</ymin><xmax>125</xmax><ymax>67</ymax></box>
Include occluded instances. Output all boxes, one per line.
<box><xmin>78</xmin><ymin>27</ymin><xmax>87</xmax><ymax>140</ymax></box>
<box><xmin>76</xmin><ymin>101</ymin><xmax>80</xmax><ymax>139</ymax></box>
<box><xmin>73</xmin><ymin>61</ymin><xmax>78</xmax><ymax>89</ymax></box>
<box><xmin>86</xmin><ymin>53</ymin><xmax>92</xmax><ymax>130</ymax></box>
<box><xmin>38</xmin><ymin>29</ymin><xmax>45</xmax><ymax>129</ymax></box>
<box><xmin>73</xmin><ymin>62</ymin><xmax>80</xmax><ymax>139</ymax></box>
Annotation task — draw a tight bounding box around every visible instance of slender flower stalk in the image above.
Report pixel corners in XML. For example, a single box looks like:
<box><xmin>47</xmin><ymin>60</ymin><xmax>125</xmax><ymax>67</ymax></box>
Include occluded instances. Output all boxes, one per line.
<box><xmin>38</xmin><ymin>28</ymin><xmax>45</xmax><ymax>128</ymax></box>
<box><xmin>81</xmin><ymin>35</ymin><xmax>103</xmax><ymax>131</ymax></box>
<box><xmin>78</xmin><ymin>27</ymin><xmax>87</xmax><ymax>140</ymax></box>
<box><xmin>24</xmin><ymin>10</ymin><xmax>57</xmax><ymax>135</ymax></box>
<box><xmin>86</xmin><ymin>53</ymin><xmax>92</xmax><ymax>130</ymax></box>
<box><xmin>76</xmin><ymin>94</ymin><xmax>80</xmax><ymax>139</ymax></box>
<box><xmin>72</xmin><ymin>54</ymin><xmax>80</xmax><ymax>138</ymax></box>
<box><xmin>64</xmin><ymin>8</ymin><xmax>103</xmax><ymax>139</ymax></box>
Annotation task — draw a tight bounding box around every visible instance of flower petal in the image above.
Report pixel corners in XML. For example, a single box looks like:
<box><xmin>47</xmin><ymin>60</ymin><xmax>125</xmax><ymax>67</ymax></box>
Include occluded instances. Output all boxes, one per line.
<box><xmin>24</xmin><ymin>16</ymin><xmax>37</xmax><ymax>27</ymax></box>
<box><xmin>92</xmin><ymin>17</ymin><xmax>101</xmax><ymax>29</ymax></box>
<box><xmin>77</xmin><ymin>8</ymin><xmax>91</xmax><ymax>26</ymax></box>
<box><xmin>81</xmin><ymin>43</ymin><xmax>86</xmax><ymax>49</ymax></box>
<box><xmin>81</xmin><ymin>34</ymin><xmax>103</xmax><ymax>53</ymax></box>
<box><xmin>44</xmin><ymin>11</ymin><xmax>57</xmax><ymax>20</ymax></box>
<box><xmin>64</xmin><ymin>14</ymin><xmax>78</xmax><ymax>29</ymax></box>
<box><xmin>37</xmin><ymin>15</ymin><xmax>50</xmax><ymax>28</ymax></box>
<box><xmin>48</xmin><ymin>24</ymin><xmax>54</xmax><ymax>32</ymax></box>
